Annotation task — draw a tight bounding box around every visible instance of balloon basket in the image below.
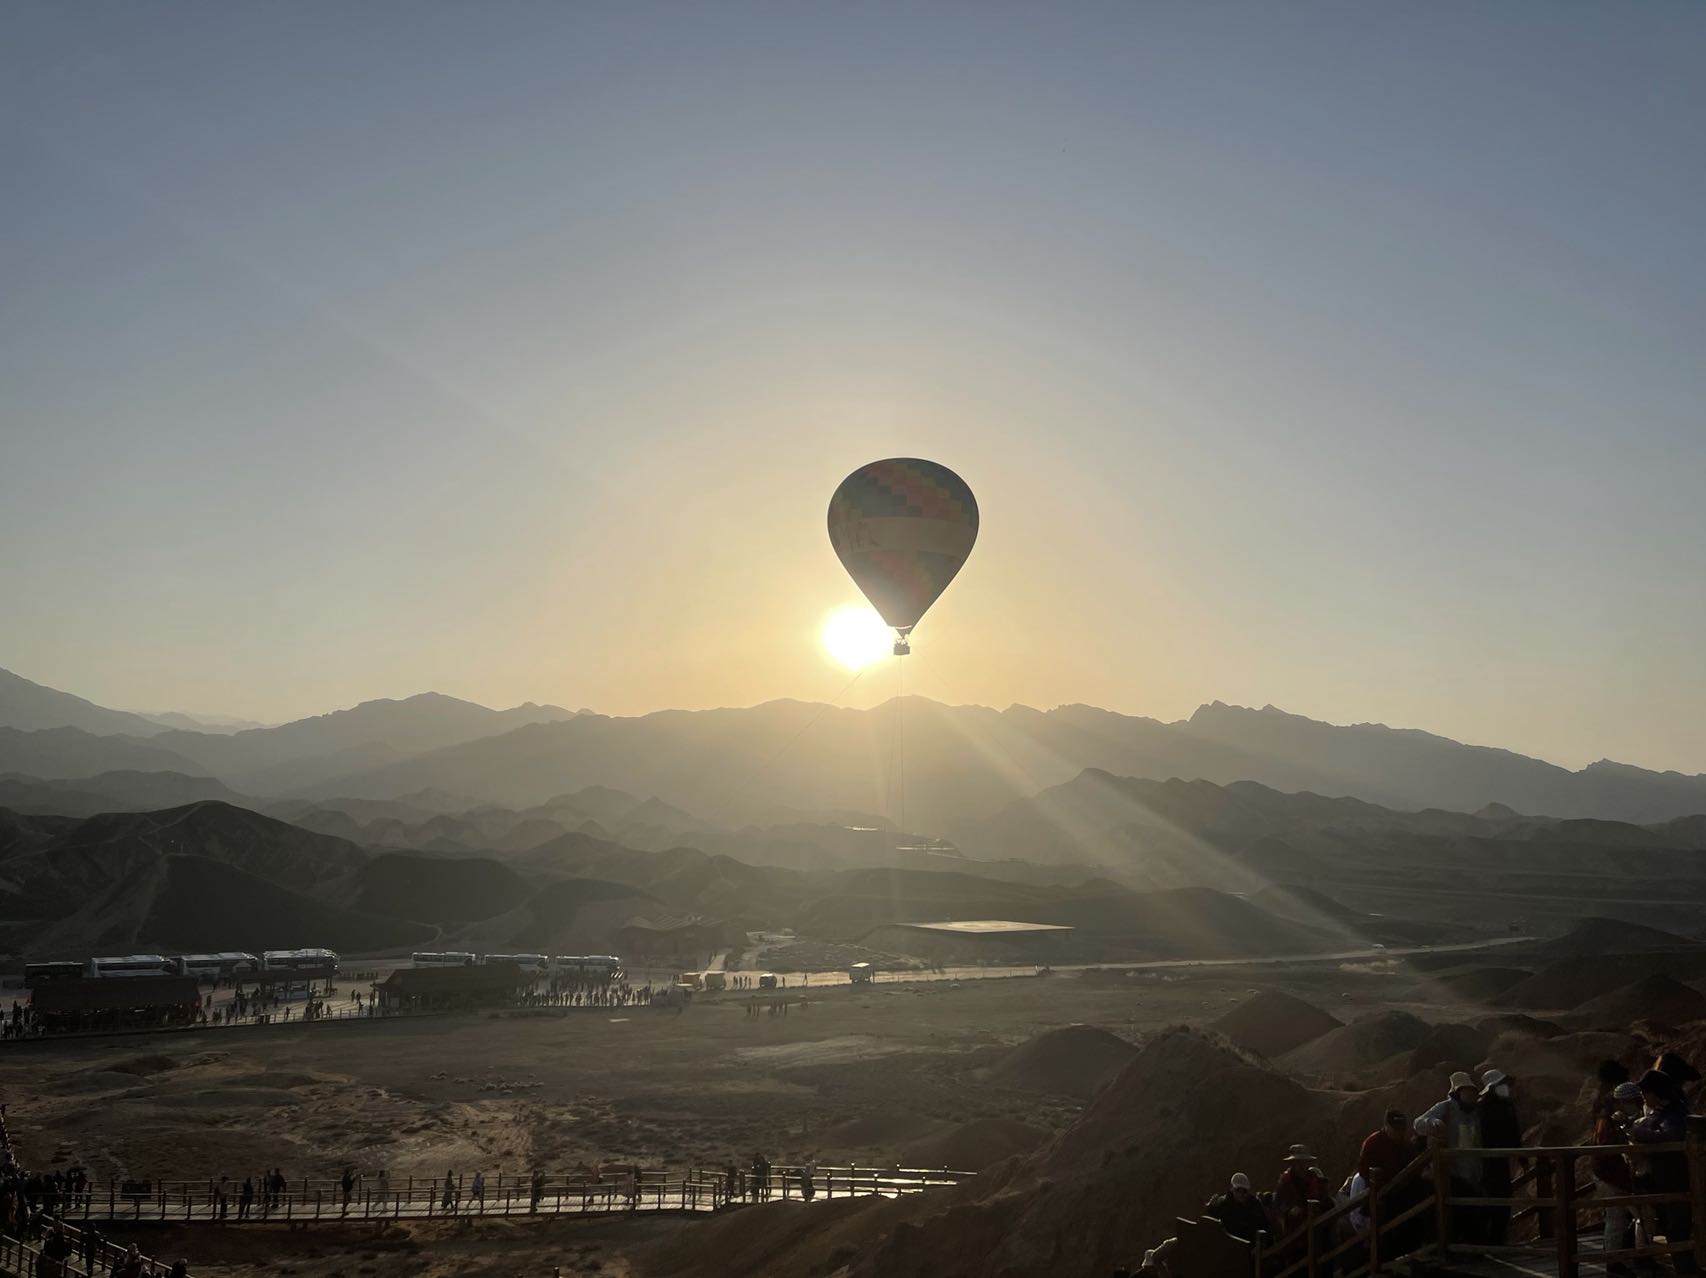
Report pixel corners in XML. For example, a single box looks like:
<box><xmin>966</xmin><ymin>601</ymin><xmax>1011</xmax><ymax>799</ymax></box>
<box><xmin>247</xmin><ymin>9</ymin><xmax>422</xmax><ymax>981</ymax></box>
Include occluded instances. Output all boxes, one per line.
<box><xmin>893</xmin><ymin>637</ymin><xmax>911</xmax><ymax>657</ymax></box>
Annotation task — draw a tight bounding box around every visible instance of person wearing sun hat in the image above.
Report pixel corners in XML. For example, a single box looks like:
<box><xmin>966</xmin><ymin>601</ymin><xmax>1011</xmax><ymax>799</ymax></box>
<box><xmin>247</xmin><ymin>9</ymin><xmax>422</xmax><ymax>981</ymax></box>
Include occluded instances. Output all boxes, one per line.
<box><xmin>1478</xmin><ymin>1069</ymin><xmax>1524</xmax><ymax>1244</ymax></box>
<box><xmin>1421</xmin><ymin>1071</ymin><xmax>1488</xmax><ymax>1243</ymax></box>
<box><xmin>1272</xmin><ymin>1146</ymin><xmax>1331</xmax><ymax>1247</ymax></box>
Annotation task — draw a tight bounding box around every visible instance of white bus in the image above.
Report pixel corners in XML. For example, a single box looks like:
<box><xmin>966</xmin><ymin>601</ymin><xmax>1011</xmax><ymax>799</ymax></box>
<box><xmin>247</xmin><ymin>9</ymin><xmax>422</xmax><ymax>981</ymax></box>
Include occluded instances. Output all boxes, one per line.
<box><xmin>88</xmin><ymin>954</ymin><xmax>175</xmax><ymax>979</ymax></box>
<box><xmin>480</xmin><ymin>953</ymin><xmax>548</xmax><ymax>974</ymax></box>
<box><xmin>173</xmin><ymin>952</ymin><xmax>259</xmax><ymax>978</ymax></box>
<box><xmin>553</xmin><ymin>955</ymin><xmax>623</xmax><ymax>981</ymax></box>
<box><xmin>261</xmin><ymin>948</ymin><xmax>339</xmax><ymax>973</ymax></box>
<box><xmin>411</xmin><ymin>951</ymin><xmax>476</xmax><ymax>968</ymax></box>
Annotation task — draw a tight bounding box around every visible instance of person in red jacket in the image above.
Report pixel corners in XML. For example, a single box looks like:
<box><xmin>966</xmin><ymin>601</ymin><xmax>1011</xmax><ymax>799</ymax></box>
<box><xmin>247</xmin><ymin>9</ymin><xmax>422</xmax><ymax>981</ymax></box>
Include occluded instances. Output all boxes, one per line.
<box><xmin>1273</xmin><ymin>1146</ymin><xmax>1333</xmax><ymax>1270</ymax></box>
<box><xmin>1358</xmin><ymin>1111</ymin><xmax>1413</xmax><ymax>1186</ymax></box>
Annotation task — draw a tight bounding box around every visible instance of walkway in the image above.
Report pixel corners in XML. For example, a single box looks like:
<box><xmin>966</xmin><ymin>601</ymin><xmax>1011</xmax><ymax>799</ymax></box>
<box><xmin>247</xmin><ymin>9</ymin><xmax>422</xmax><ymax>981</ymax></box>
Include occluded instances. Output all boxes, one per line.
<box><xmin>59</xmin><ymin>1165</ymin><xmax>972</xmax><ymax>1227</ymax></box>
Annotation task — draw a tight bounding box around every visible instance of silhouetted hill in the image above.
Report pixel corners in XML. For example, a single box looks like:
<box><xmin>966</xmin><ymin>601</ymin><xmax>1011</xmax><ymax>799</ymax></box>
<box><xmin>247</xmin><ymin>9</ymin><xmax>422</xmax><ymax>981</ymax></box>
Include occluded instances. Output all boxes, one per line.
<box><xmin>152</xmin><ymin>693</ymin><xmax>580</xmax><ymax>791</ymax></box>
<box><xmin>26</xmin><ymin>853</ymin><xmax>432</xmax><ymax>954</ymax></box>
<box><xmin>0</xmin><ymin>801</ymin><xmax>368</xmax><ymax>931</ymax></box>
<box><xmin>302</xmin><ymin>697</ymin><xmax>1706</xmax><ymax>829</ymax></box>
<box><xmin>0</xmin><ymin>771</ymin><xmax>241</xmax><ymax>817</ymax></box>
<box><xmin>0</xmin><ymin>668</ymin><xmax>165</xmax><ymax>736</ymax></box>
<box><xmin>354</xmin><ymin>852</ymin><xmax>532</xmax><ymax>924</ymax></box>
<box><xmin>0</xmin><ymin>727</ymin><xmax>206</xmax><ymax>780</ymax></box>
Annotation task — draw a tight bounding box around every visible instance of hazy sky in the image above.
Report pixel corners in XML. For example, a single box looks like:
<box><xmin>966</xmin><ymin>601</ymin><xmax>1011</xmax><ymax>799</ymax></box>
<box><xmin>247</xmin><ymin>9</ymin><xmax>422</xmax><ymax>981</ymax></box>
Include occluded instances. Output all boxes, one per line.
<box><xmin>4</xmin><ymin>4</ymin><xmax>1704</xmax><ymax>773</ymax></box>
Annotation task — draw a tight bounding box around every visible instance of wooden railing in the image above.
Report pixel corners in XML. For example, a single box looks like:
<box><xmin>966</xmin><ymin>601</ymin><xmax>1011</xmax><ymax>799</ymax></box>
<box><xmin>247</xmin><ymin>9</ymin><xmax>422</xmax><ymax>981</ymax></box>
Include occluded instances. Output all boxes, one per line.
<box><xmin>1244</xmin><ymin>1118</ymin><xmax>1706</xmax><ymax>1278</ymax></box>
<box><xmin>55</xmin><ymin>1164</ymin><xmax>971</xmax><ymax>1226</ymax></box>
<box><xmin>0</xmin><ymin>1215</ymin><xmax>181</xmax><ymax>1277</ymax></box>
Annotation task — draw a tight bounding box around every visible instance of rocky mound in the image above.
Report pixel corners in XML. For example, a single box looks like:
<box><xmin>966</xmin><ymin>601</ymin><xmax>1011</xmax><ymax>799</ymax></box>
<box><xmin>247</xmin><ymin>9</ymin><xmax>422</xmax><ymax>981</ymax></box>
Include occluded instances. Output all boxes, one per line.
<box><xmin>1543</xmin><ymin>917</ymin><xmax>1695</xmax><ymax>957</ymax></box>
<box><xmin>1477</xmin><ymin>1013</ymin><xmax>1566</xmax><ymax>1041</ymax></box>
<box><xmin>1476</xmin><ymin>1028</ymin><xmax>1650</xmax><ymax>1117</ymax></box>
<box><xmin>1280</xmin><ymin>1010</ymin><xmax>1435</xmax><ymax>1079</ymax></box>
<box><xmin>1213</xmin><ymin>990</ymin><xmax>1342</xmax><ymax>1059</ymax></box>
<box><xmin>1436</xmin><ymin>966</ymin><xmax>1532</xmax><ymax>1002</ymax></box>
<box><xmin>818</xmin><ymin>1112</ymin><xmax>937</xmax><ymax>1151</ymax></box>
<box><xmin>1358</xmin><ymin>1021</ymin><xmax>1493</xmax><ymax>1086</ymax></box>
<box><xmin>1499</xmin><ymin>952</ymin><xmax>1706</xmax><ymax>1010</ymax></box>
<box><xmin>983</xmin><ymin>1025</ymin><xmax>1138</xmax><ymax>1099</ymax></box>
<box><xmin>644</xmin><ymin>1029</ymin><xmax>1400</xmax><ymax>1278</ymax></box>
<box><xmin>1570</xmin><ymin>975</ymin><xmax>1706</xmax><ymax>1030</ymax></box>
<box><xmin>902</xmin><ymin>1118</ymin><xmax>1047</xmax><ymax>1171</ymax></box>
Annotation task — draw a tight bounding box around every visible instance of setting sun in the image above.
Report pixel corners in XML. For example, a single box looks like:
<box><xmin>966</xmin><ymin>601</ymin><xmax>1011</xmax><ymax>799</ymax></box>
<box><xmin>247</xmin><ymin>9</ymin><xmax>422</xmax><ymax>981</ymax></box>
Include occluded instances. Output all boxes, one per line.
<box><xmin>820</xmin><ymin>605</ymin><xmax>893</xmax><ymax>671</ymax></box>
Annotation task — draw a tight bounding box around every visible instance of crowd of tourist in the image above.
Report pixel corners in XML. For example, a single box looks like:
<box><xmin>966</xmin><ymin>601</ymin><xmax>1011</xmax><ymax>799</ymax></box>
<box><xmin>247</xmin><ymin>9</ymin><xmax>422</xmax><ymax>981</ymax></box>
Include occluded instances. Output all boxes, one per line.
<box><xmin>0</xmin><ymin>1107</ymin><xmax>189</xmax><ymax>1277</ymax></box>
<box><xmin>1124</xmin><ymin>1049</ymin><xmax>1701</xmax><ymax>1277</ymax></box>
<box><xmin>515</xmin><ymin>978</ymin><xmax>653</xmax><ymax>1008</ymax></box>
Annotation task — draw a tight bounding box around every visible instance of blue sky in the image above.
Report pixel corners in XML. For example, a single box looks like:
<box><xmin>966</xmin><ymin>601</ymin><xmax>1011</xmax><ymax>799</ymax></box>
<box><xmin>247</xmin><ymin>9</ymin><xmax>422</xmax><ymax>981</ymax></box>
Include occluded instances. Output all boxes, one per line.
<box><xmin>3</xmin><ymin>3</ymin><xmax>1703</xmax><ymax>772</ymax></box>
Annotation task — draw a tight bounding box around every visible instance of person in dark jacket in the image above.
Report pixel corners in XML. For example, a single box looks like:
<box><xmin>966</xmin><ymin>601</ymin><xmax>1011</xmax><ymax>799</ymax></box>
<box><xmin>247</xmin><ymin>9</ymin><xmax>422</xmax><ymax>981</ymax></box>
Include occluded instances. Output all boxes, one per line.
<box><xmin>1628</xmin><ymin>1068</ymin><xmax>1694</xmax><ymax>1272</ymax></box>
<box><xmin>1204</xmin><ymin>1172</ymin><xmax>1275</xmax><ymax>1247</ymax></box>
<box><xmin>1597</xmin><ymin>1081</ymin><xmax>1643</xmax><ymax>1275</ymax></box>
<box><xmin>1478</xmin><ymin>1070</ymin><xmax>1525</xmax><ymax>1245</ymax></box>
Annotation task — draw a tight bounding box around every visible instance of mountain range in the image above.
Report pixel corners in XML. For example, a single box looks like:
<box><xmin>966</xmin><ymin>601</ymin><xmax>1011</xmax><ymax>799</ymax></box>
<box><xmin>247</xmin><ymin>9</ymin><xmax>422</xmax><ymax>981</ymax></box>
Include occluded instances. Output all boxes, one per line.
<box><xmin>3</xmin><ymin>666</ymin><xmax>1706</xmax><ymax>830</ymax></box>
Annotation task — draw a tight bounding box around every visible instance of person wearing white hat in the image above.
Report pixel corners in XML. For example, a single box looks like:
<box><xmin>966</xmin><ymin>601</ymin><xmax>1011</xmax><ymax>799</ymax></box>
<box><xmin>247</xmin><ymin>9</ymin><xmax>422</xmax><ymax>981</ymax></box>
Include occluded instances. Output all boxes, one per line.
<box><xmin>1420</xmin><ymin>1071</ymin><xmax>1488</xmax><ymax>1243</ymax></box>
<box><xmin>1478</xmin><ymin>1069</ymin><xmax>1523</xmax><ymax>1244</ymax></box>
<box><xmin>1203</xmin><ymin>1170</ymin><xmax>1274</xmax><ymax>1249</ymax></box>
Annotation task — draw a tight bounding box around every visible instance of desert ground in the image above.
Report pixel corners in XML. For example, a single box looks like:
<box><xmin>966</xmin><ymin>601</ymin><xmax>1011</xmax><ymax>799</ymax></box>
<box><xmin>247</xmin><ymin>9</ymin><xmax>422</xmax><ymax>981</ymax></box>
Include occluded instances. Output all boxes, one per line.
<box><xmin>0</xmin><ymin>940</ymin><xmax>1625</xmax><ymax>1278</ymax></box>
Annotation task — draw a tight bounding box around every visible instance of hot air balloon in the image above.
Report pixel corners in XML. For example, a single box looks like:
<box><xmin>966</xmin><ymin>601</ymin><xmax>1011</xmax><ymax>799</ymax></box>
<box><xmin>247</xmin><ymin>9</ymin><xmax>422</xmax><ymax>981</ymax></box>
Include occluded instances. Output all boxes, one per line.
<box><xmin>827</xmin><ymin>458</ymin><xmax>978</xmax><ymax>655</ymax></box>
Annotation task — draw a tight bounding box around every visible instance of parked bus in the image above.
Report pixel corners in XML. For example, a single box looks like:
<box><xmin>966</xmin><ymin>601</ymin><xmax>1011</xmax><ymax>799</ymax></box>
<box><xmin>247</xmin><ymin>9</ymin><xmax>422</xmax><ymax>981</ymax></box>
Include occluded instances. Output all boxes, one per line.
<box><xmin>554</xmin><ymin>955</ymin><xmax>623</xmax><ymax>981</ymax></box>
<box><xmin>22</xmin><ymin>961</ymin><xmax>85</xmax><ymax>984</ymax></box>
<box><xmin>411</xmin><ymin>951</ymin><xmax>476</xmax><ymax>968</ymax></box>
<box><xmin>173</xmin><ymin>952</ymin><xmax>259</xmax><ymax>978</ymax></box>
<box><xmin>88</xmin><ymin>954</ymin><xmax>175</xmax><ymax>979</ymax></box>
<box><xmin>480</xmin><ymin>953</ymin><xmax>548</xmax><ymax>974</ymax></box>
<box><xmin>261</xmin><ymin>948</ymin><xmax>339</xmax><ymax>973</ymax></box>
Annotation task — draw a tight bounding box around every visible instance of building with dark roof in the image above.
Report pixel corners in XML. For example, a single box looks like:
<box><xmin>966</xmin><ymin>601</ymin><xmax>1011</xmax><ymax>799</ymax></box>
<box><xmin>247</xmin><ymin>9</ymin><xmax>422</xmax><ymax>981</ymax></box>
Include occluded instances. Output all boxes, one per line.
<box><xmin>376</xmin><ymin>960</ymin><xmax>526</xmax><ymax>1011</ymax></box>
<box><xmin>30</xmin><ymin>977</ymin><xmax>202</xmax><ymax>1030</ymax></box>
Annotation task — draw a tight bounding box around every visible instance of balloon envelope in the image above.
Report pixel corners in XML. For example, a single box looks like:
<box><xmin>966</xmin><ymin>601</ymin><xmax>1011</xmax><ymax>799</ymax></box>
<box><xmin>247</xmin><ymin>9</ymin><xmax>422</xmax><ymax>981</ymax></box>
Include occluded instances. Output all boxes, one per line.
<box><xmin>827</xmin><ymin>458</ymin><xmax>978</xmax><ymax>632</ymax></box>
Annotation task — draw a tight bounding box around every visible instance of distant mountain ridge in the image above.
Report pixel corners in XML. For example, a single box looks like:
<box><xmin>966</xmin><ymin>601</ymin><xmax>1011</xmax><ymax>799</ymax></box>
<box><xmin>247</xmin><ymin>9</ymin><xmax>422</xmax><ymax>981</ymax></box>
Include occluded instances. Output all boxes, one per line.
<box><xmin>5</xmin><ymin>666</ymin><xmax>1706</xmax><ymax>828</ymax></box>
<box><xmin>0</xmin><ymin>669</ymin><xmax>581</xmax><ymax>795</ymax></box>
<box><xmin>305</xmin><ymin>697</ymin><xmax>1706</xmax><ymax>830</ymax></box>
<box><xmin>0</xmin><ymin>668</ymin><xmax>164</xmax><ymax>737</ymax></box>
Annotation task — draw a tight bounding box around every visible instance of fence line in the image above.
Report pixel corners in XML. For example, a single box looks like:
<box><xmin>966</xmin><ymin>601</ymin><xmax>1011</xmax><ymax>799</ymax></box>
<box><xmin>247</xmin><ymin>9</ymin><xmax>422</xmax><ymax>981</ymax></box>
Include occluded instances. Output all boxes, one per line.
<box><xmin>57</xmin><ymin>1165</ymin><xmax>972</xmax><ymax>1227</ymax></box>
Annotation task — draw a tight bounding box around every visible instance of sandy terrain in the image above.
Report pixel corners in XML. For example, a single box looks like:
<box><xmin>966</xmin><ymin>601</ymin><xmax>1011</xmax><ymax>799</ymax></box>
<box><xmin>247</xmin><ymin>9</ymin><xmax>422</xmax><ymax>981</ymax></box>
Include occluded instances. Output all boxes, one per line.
<box><xmin>0</xmin><ymin>955</ymin><xmax>1529</xmax><ymax>1277</ymax></box>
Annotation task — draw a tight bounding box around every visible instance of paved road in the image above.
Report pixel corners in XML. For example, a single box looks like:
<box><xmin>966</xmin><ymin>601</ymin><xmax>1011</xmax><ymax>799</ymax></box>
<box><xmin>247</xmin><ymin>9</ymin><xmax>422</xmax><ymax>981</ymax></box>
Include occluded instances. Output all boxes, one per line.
<box><xmin>727</xmin><ymin>933</ymin><xmax>1539</xmax><ymax>993</ymax></box>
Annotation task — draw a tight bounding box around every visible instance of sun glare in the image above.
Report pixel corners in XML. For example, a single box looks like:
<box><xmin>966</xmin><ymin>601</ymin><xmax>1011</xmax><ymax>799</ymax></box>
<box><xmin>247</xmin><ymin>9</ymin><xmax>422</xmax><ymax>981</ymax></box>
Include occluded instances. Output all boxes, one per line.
<box><xmin>821</xmin><ymin>605</ymin><xmax>893</xmax><ymax>671</ymax></box>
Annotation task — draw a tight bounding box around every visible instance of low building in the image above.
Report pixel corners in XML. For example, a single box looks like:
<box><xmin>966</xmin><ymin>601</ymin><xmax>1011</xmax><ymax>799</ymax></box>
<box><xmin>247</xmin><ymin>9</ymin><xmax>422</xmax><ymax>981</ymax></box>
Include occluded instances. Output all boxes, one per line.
<box><xmin>856</xmin><ymin>920</ymin><xmax>1075</xmax><ymax>964</ymax></box>
<box><xmin>30</xmin><ymin>977</ymin><xmax>202</xmax><ymax>1031</ymax></box>
<box><xmin>376</xmin><ymin>960</ymin><xmax>525</xmax><ymax>1012</ymax></box>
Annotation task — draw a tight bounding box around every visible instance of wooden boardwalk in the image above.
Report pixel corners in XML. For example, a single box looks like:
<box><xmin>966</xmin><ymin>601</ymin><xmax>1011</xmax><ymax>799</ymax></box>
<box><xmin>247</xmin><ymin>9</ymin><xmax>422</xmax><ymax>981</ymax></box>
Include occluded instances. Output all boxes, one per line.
<box><xmin>56</xmin><ymin>1165</ymin><xmax>972</xmax><ymax>1228</ymax></box>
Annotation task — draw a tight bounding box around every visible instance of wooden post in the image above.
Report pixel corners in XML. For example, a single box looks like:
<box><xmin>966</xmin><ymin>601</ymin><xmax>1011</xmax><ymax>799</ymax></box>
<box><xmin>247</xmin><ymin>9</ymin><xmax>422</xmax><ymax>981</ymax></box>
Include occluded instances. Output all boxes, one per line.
<box><xmin>1368</xmin><ymin>1182</ymin><xmax>1381</xmax><ymax>1276</ymax></box>
<box><xmin>1688</xmin><ymin>1116</ymin><xmax>1706</xmax><ymax>1273</ymax></box>
<box><xmin>1556</xmin><ymin>1156</ymin><xmax>1577</xmax><ymax>1278</ymax></box>
<box><xmin>1536</xmin><ymin>1152</ymin><xmax>1555</xmax><ymax>1240</ymax></box>
<box><xmin>1306</xmin><ymin>1204</ymin><xmax>1319</xmax><ymax>1278</ymax></box>
<box><xmin>1433</xmin><ymin>1149</ymin><xmax>1451</xmax><ymax>1263</ymax></box>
